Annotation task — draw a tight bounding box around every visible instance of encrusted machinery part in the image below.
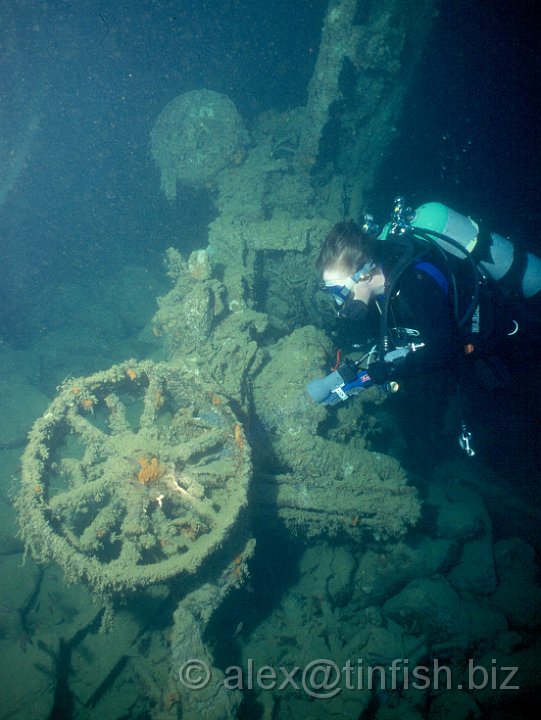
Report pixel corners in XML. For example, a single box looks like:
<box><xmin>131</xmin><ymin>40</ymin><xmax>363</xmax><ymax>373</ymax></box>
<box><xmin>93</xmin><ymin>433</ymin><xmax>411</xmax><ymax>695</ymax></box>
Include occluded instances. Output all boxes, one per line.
<box><xmin>16</xmin><ymin>360</ymin><xmax>251</xmax><ymax>595</ymax></box>
<box><xmin>150</xmin><ymin>89</ymin><xmax>247</xmax><ymax>200</ymax></box>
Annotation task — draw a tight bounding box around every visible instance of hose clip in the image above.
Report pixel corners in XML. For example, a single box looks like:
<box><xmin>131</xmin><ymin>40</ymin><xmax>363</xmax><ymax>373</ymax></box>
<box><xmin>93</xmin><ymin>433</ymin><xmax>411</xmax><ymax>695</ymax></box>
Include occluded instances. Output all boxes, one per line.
<box><xmin>459</xmin><ymin>422</ymin><xmax>475</xmax><ymax>457</ymax></box>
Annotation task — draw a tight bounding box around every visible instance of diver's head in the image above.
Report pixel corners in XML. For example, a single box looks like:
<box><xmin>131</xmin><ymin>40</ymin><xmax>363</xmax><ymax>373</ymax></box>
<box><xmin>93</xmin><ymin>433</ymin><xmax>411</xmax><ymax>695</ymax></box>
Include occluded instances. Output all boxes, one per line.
<box><xmin>318</xmin><ymin>220</ymin><xmax>385</xmax><ymax>319</ymax></box>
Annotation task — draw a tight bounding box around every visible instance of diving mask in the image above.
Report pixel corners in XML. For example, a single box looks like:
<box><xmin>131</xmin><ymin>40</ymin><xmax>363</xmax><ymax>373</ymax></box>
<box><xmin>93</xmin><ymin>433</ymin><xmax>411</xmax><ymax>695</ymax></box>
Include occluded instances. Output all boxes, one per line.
<box><xmin>321</xmin><ymin>261</ymin><xmax>376</xmax><ymax>306</ymax></box>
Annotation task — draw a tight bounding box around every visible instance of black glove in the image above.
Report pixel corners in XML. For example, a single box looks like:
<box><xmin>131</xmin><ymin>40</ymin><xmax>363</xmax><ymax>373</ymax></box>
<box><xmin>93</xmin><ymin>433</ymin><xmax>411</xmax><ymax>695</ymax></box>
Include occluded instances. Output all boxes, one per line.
<box><xmin>367</xmin><ymin>361</ymin><xmax>396</xmax><ymax>385</ymax></box>
<box><xmin>340</xmin><ymin>299</ymin><xmax>369</xmax><ymax>322</ymax></box>
<box><xmin>337</xmin><ymin>359</ymin><xmax>360</xmax><ymax>384</ymax></box>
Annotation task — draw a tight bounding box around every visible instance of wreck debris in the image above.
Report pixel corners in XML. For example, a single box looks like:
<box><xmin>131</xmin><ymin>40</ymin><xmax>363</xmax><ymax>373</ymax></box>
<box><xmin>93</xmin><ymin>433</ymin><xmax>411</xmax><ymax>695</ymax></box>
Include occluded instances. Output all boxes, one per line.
<box><xmin>15</xmin><ymin>360</ymin><xmax>251</xmax><ymax>595</ymax></box>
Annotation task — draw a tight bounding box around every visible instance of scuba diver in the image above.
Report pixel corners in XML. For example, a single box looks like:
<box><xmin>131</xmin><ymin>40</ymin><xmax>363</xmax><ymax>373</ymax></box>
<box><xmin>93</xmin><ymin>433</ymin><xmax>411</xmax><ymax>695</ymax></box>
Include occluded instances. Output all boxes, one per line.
<box><xmin>308</xmin><ymin>197</ymin><xmax>541</xmax><ymax>461</ymax></box>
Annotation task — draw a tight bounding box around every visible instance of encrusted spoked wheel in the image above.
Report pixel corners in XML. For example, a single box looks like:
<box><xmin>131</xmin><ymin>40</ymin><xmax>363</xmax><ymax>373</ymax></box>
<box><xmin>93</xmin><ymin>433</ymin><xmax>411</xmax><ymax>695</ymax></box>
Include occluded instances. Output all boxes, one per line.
<box><xmin>16</xmin><ymin>360</ymin><xmax>251</xmax><ymax>594</ymax></box>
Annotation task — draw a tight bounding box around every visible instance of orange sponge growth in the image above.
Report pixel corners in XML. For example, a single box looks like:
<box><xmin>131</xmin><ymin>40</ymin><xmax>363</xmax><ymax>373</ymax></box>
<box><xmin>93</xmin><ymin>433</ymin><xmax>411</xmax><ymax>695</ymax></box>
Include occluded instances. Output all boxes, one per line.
<box><xmin>137</xmin><ymin>457</ymin><xmax>164</xmax><ymax>485</ymax></box>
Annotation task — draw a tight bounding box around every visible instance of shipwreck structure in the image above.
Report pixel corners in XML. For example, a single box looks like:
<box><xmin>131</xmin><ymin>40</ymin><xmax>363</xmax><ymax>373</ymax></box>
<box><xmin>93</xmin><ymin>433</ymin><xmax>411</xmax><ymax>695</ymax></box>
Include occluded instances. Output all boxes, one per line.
<box><xmin>15</xmin><ymin>1</ymin><xmax>439</xmax><ymax>718</ymax></box>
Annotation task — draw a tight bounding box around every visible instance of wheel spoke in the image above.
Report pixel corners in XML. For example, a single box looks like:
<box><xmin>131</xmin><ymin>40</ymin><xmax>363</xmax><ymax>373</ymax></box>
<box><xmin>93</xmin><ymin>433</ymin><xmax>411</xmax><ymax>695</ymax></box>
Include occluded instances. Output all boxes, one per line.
<box><xmin>103</xmin><ymin>393</ymin><xmax>131</xmax><ymax>435</ymax></box>
<box><xmin>48</xmin><ymin>477</ymin><xmax>110</xmax><ymax>516</ymax></box>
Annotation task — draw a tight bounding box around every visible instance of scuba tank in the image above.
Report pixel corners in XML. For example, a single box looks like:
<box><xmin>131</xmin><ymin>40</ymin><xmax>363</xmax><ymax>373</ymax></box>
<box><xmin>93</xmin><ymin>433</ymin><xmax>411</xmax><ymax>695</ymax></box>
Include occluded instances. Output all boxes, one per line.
<box><xmin>410</xmin><ymin>202</ymin><xmax>541</xmax><ymax>300</ymax></box>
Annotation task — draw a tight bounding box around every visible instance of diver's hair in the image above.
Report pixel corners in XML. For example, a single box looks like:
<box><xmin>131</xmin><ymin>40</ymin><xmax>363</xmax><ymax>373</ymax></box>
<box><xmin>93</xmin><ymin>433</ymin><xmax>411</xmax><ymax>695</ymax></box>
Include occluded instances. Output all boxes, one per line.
<box><xmin>316</xmin><ymin>220</ymin><xmax>379</xmax><ymax>277</ymax></box>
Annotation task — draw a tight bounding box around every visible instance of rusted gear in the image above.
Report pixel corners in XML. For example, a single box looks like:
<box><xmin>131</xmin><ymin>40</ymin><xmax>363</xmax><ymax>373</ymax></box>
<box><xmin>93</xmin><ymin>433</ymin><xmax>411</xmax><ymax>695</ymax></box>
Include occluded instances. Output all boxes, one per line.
<box><xmin>16</xmin><ymin>360</ymin><xmax>251</xmax><ymax>594</ymax></box>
